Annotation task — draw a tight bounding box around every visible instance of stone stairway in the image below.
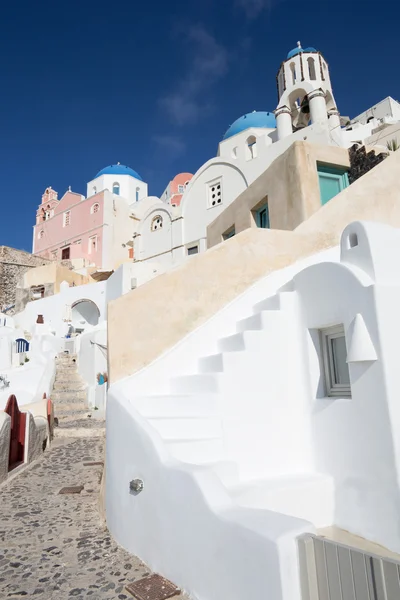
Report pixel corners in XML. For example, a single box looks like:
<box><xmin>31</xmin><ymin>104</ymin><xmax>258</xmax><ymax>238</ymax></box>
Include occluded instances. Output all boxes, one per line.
<box><xmin>52</xmin><ymin>353</ymin><xmax>105</xmax><ymax>438</ymax></box>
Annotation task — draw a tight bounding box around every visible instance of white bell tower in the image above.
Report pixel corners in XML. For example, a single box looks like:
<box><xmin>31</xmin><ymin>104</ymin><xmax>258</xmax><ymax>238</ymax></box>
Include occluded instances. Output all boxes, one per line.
<box><xmin>275</xmin><ymin>42</ymin><xmax>340</xmax><ymax>140</ymax></box>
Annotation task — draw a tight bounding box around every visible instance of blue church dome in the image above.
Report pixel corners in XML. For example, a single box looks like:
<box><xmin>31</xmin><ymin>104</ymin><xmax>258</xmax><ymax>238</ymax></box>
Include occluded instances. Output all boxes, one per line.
<box><xmin>223</xmin><ymin>111</ymin><xmax>276</xmax><ymax>140</ymax></box>
<box><xmin>95</xmin><ymin>164</ymin><xmax>143</xmax><ymax>181</ymax></box>
<box><xmin>287</xmin><ymin>45</ymin><xmax>317</xmax><ymax>59</ymax></box>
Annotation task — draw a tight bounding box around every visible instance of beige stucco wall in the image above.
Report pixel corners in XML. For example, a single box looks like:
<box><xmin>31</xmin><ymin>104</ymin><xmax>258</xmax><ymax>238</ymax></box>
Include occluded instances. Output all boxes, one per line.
<box><xmin>23</xmin><ymin>263</ymin><xmax>92</xmax><ymax>293</ymax></box>
<box><xmin>295</xmin><ymin>148</ymin><xmax>400</xmax><ymax>240</ymax></box>
<box><xmin>207</xmin><ymin>141</ymin><xmax>350</xmax><ymax>248</ymax></box>
<box><xmin>108</xmin><ymin>227</ymin><xmax>333</xmax><ymax>383</ymax></box>
<box><xmin>108</xmin><ymin>148</ymin><xmax>400</xmax><ymax>384</ymax></box>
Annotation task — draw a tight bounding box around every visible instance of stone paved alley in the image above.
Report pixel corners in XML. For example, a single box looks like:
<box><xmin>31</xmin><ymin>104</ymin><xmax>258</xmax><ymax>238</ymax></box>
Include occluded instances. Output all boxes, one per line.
<box><xmin>0</xmin><ymin>437</ymin><xmax>189</xmax><ymax>599</ymax></box>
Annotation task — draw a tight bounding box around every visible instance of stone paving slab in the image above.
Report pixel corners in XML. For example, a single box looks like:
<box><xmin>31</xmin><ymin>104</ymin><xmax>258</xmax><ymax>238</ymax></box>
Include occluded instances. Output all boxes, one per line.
<box><xmin>0</xmin><ymin>438</ymin><xmax>190</xmax><ymax>600</ymax></box>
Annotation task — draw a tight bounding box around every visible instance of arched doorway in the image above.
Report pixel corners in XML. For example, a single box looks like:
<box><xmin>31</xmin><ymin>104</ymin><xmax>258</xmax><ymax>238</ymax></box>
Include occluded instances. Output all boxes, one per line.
<box><xmin>71</xmin><ymin>299</ymin><xmax>100</xmax><ymax>332</ymax></box>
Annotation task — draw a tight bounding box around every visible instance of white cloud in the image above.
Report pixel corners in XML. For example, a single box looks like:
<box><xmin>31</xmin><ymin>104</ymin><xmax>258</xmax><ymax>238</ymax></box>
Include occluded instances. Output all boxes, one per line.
<box><xmin>160</xmin><ymin>25</ymin><xmax>228</xmax><ymax>126</ymax></box>
<box><xmin>153</xmin><ymin>135</ymin><xmax>186</xmax><ymax>159</ymax></box>
<box><xmin>235</xmin><ymin>0</ymin><xmax>276</xmax><ymax>19</ymax></box>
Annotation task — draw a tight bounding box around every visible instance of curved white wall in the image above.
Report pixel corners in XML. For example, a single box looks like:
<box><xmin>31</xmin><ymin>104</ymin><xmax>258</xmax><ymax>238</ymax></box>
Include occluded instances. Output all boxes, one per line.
<box><xmin>182</xmin><ymin>162</ymin><xmax>248</xmax><ymax>245</ymax></box>
<box><xmin>139</xmin><ymin>207</ymin><xmax>173</xmax><ymax>263</ymax></box>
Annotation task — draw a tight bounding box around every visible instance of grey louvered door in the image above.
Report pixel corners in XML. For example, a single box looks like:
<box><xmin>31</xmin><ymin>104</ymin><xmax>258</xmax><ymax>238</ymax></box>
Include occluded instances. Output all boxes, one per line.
<box><xmin>298</xmin><ymin>534</ymin><xmax>400</xmax><ymax>600</ymax></box>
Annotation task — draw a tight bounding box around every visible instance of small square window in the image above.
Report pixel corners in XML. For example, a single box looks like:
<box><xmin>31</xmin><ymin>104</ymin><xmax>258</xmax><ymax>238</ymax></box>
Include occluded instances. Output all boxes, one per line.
<box><xmin>187</xmin><ymin>246</ymin><xmax>198</xmax><ymax>256</ymax></box>
<box><xmin>63</xmin><ymin>211</ymin><xmax>71</xmax><ymax>227</ymax></box>
<box><xmin>178</xmin><ymin>185</ymin><xmax>185</xmax><ymax>193</ymax></box>
<box><xmin>320</xmin><ymin>325</ymin><xmax>351</xmax><ymax>398</ymax></box>
<box><xmin>207</xmin><ymin>179</ymin><xmax>223</xmax><ymax>208</ymax></box>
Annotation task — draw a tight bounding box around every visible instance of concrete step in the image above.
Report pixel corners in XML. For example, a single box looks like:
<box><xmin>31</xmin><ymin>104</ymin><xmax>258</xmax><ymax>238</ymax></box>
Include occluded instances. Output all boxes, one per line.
<box><xmin>227</xmin><ymin>473</ymin><xmax>334</xmax><ymax>528</ymax></box>
<box><xmin>217</xmin><ymin>330</ymin><xmax>262</xmax><ymax>353</ymax></box>
<box><xmin>55</xmin><ymin>366</ymin><xmax>79</xmax><ymax>372</ymax></box>
<box><xmin>133</xmin><ymin>394</ymin><xmax>220</xmax><ymax>418</ymax></box>
<box><xmin>54</xmin><ymin>400</ymin><xmax>88</xmax><ymax>416</ymax></box>
<box><xmin>198</xmin><ymin>354</ymin><xmax>224</xmax><ymax>373</ymax></box>
<box><xmin>170</xmin><ymin>374</ymin><xmax>219</xmax><ymax>394</ymax></box>
<box><xmin>165</xmin><ymin>437</ymin><xmax>225</xmax><ymax>464</ymax></box>
<box><xmin>207</xmin><ymin>460</ymin><xmax>239</xmax><ymax>487</ymax></box>
<box><xmin>217</xmin><ymin>332</ymin><xmax>245</xmax><ymax>353</ymax></box>
<box><xmin>56</xmin><ymin>411</ymin><xmax>91</xmax><ymax>421</ymax></box>
<box><xmin>149</xmin><ymin>417</ymin><xmax>222</xmax><ymax>441</ymax></box>
<box><xmin>57</xmin><ymin>353</ymin><xmax>77</xmax><ymax>359</ymax></box>
<box><xmin>54</xmin><ymin>376</ymin><xmax>84</xmax><ymax>383</ymax></box>
<box><xmin>236</xmin><ymin>310</ymin><xmax>284</xmax><ymax>334</ymax></box>
<box><xmin>53</xmin><ymin>382</ymin><xmax>86</xmax><ymax>391</ymax></box>
<box><xmin>252</xmin><ymin>291</ymin><xmax>296</xmax><ymax>315</ymax></box>
<box><xmin>52</xmin><ymin>390</ymin><xmax>87</xmax><ymax>402</ymax></box>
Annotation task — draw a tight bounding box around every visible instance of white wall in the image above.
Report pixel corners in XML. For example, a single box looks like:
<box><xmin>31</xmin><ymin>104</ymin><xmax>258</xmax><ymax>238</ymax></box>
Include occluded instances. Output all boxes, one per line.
<box><xmin>106</xmin><ymin>384</ymin><xmax>314</xmax><ymax>600</ymax></box>
<box><xmin>351</xmin><ymin>97</ymin><xmax>400</xmax><ymax>125</ymax></box>
<box><xmin>0</xmin><ymin>333</ymin><xmax>58</xmax><ymax>411</ymax></box>
<box><xmin>101</xmin><ymin>190</ymin><xmax>135</xmax><ymax>270</ymax></box>
<box><xmin>106</xmin><ymin>246</ymin><xmax>339</xmax><ymax>600</ymax></box>
<box><xmin>78</xmin><ymin>325</ymin><xmax>107</xmax><ymax>387</ymax></box>
<box><xmin>107</xmin><ymin>222</ymin><xmax>400</xmax><ymax>600</ymax></box>
<box><xmin>87</xmin><ymin>173</ymin><xmax>148</xmax><ymax>204</ymax></box>
<box><xmin>218</xmin><ymin>127</ymin><xmax>275</xmax><ymax>161</ymax></box>
<box><xmin>182</xmin><ymin>161</ymin><xmax>248</xmax><ymax>246</ymax></box>
<box><xmin>14</xmin><ymin>280</ymin><xmax>107</xmax><ymax>337</ymax></box>
<box><xmin>138</xmin><ymin>206</ymin><xmax>174</xmax><ymax>262</ymax></box>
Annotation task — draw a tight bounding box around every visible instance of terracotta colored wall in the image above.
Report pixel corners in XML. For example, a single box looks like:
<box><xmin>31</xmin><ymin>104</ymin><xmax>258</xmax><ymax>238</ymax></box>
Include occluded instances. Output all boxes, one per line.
<box><xmin>170</xmin><ymin>173</ymin><xmax>193</xmax><ymax>195</ymax></box>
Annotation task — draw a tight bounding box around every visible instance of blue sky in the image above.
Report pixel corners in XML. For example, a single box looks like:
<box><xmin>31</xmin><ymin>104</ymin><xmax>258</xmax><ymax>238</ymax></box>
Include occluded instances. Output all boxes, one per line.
<box><xmin>1</xmin><ymin>0</ymin><xmax>398</xmax><ymax>251</ymax></box>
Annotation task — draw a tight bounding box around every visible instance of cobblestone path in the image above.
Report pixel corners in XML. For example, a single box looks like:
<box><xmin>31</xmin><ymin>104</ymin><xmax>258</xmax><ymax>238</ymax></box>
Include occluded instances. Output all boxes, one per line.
<box><xmin>0</xmin><ymin>438</ymin><xmax>189</xmax><ymax>599</ymax></box>
<box><xmin>0</xmin><ymin>353</ymin><xmax>190</xmax><ymax>600</ymax></box>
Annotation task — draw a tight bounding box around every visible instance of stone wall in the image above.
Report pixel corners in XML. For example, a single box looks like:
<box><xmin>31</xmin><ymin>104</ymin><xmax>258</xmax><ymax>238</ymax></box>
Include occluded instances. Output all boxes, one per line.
<box><xmin>0</xmin><ymin>247</ymin><xmax>52</xmax><ymax>314</ymax></box>
<box><xmin>348</xmin><ymin>144</ymin><xmax>388</xmax><ymax>184</ymax></box>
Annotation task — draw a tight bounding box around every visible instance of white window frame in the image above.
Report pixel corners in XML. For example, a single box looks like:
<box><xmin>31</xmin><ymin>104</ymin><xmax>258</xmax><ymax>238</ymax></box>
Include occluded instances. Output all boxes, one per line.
<box><xmin>88</xmin><ymin>235</ymin><xmax>97</xmax><ymax>254</ymax></box>
<box><xmin>63</xmin><ymin>211</ymin><xmax>71</xmax><ymax>227</ymax></box>
<box><xmin>178</xmin><ymin>185</ymin><xmax>185</xmax><ymax>193</ymax></box>
<box><xmin>151</xmin><ymin>215</ymin><xmax>163</xmax><ymax>231</ymax></box>
<box><xmin>207</xmin><ymin>178</ymin><xmax>223</xmax><ymax>209</ymax></box>
<box><xmin>91</xmin><ymin>203</ymin><xmax>100</xmax><ymax>214</ymax></box>
<box><xmin>320</xmin><ymin>324</ymin><xmax>351</xmax><ymax>398</ymax></box>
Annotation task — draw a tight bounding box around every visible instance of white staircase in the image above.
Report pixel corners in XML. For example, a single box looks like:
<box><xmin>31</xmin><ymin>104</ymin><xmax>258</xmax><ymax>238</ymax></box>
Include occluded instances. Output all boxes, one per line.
<box><xmin>131</xmin><ymin>289</ymin><xmax>333</xmax><ymax>524</ymax></box>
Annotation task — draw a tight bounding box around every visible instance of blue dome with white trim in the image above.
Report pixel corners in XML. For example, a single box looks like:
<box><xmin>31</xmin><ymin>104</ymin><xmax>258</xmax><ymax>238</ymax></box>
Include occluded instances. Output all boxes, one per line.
<box><xmin>223</xmin><ymin>111</ymin><xmax>276</xmax><ymax>140</ymax></box>
<box><xmin>95</xmin><ymin>164</ymin><xmax>143</xmax><ymax>181</ymax></box>
<box><xmin>287</xmin><ymin>44</ymin><xmax>318</xmax><ymax>59</ymax></box>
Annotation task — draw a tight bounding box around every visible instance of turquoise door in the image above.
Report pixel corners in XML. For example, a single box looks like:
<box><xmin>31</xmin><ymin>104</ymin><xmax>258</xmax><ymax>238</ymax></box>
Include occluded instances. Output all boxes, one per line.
<box><xmin>318</xmin><ymin>165</ymin><xmax>349</xmax><ymax>205</ymax></box>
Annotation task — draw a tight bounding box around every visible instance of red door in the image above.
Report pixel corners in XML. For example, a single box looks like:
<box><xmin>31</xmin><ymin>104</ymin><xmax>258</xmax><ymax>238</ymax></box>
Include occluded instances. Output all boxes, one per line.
<box><xmin>5</xmin><ymin>395</ymin><xmax>26</xmax><ymax>470</ymax></box>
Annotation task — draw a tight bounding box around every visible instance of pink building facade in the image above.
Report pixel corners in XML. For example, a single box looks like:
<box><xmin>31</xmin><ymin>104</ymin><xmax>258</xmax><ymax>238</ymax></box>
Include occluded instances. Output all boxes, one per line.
<box><xmin>33</xmin><ymin>187</ymin><xmax>105</xmax><ymax>265</ymax></box>
<box><xmin>33</xmin><ymin>164</ymin><xmax>148</xmax><ymax>270</ymax></box>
